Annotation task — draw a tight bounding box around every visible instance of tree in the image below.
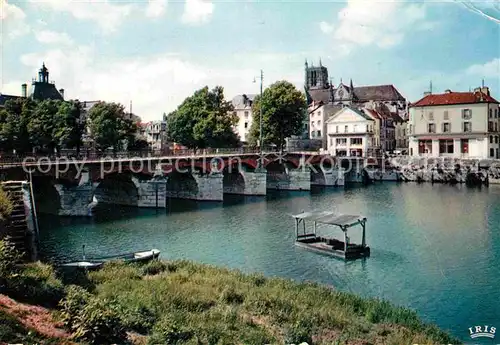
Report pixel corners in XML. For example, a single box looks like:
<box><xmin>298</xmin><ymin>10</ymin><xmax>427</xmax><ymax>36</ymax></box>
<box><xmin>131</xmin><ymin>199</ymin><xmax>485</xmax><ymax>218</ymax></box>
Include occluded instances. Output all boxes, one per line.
<box><xmin>167</xmin><ymin>86</ymin><xmax>239</xmax><ymax>151</ymax></box>
<box><xmin>0</xmin><ymin>98</ymin><xmax>36</xmax><ymax>154</ymax></box>
<box><xmin>248</xmin><ymin>81</ymin><xmax>307</xmax><ymax>152</ymax></box>
<box><xmin>87</xmin><ymin>102</ymin><xmax>137</xmax><ymax>153</ymax></box>
<box><xmin>28</xmin><ymin>99</ymin><xmax>62</xmax><ymax>153</ymax></box>
<box><xmin>54</xmin><ymin>100</ymin><xmax>85</xmax><ymax>155</ymax></box>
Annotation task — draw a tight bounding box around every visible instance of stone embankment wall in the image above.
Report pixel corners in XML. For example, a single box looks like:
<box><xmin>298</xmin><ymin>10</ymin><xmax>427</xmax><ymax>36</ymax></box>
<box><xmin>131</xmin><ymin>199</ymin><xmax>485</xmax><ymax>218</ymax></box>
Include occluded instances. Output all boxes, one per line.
<box><xmin>389</xmin><ymin>157</ymin><xmax>500</xmax><ymax>185</ymax></box>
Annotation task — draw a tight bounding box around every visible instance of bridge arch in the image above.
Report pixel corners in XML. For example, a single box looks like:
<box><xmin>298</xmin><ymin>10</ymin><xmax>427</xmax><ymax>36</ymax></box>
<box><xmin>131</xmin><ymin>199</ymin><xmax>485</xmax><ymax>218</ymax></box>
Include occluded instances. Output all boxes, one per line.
<box><xmin>165</xmin><ymin>170</ymin><xmax>199</xmax><ymax>199</ymax></box>
<box><xmin>93</xmin><ymin>172</ymin><xmax>139</xmax><ymax>207</ymax></box>
<box><xmin>222</xmin><ymin>165</ymin><xmax>246</xmax><ymax>194</ymax></box>
<box><xmin>31</xmin><ymin>175</ymin><xmax>61</xmax><ymax>215</ymax></box>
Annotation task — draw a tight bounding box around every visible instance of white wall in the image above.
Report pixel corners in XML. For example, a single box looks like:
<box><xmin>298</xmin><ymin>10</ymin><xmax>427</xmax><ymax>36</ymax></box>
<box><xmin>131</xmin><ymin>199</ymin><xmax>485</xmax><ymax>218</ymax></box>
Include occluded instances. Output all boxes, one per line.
<box><xmin>235</xmin><ymin>109</ymin><xmax>253</xmax><ymax>142</ymax></box>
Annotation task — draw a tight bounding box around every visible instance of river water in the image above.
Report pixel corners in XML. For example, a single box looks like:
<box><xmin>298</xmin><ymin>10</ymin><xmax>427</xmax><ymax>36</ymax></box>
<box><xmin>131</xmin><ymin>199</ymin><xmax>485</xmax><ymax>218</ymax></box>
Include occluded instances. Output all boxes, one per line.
<box><xmin>38</xmin><ymin>183</ymin><xmax>500</xmax><ymax>343</ymax></box>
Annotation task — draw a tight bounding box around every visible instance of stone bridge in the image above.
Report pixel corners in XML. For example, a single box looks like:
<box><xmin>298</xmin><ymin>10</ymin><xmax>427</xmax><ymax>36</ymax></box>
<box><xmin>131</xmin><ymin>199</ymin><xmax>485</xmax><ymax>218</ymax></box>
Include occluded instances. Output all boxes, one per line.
<box><xmin>0</xmin><ymin>150</ymin><xmax>376</xmax><ymax>216</ymax></box>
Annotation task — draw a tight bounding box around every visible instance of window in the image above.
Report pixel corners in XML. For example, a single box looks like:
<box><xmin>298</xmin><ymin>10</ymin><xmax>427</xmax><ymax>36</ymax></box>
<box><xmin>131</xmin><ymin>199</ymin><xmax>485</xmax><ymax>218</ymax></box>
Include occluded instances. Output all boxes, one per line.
<box><xmin>418</xmin><ymin>140</ymin><xmax>433</xmax><ymax>154</ymax></box>
<box><xmin>317</xmin><ymin>111</ymin><xmax>321</xmax><ymax>117</ymax></box>
<box><xmin>490</xmin><ymin>135</ymin><xmax>493</xmax><ymax>144</ymax></box>
<box><xmin>336</xmin><ymin>126</ymin><xmax>339</xmax><ymax>133</ymax></box>
<box><xmin>462</xmin><ymin>109</ymin><xmax>472</xmax><ymax>119</ymax></box>
<box><xmin>311</xmin><ymin>131</ymin><xmax>315</xmax><ymax>138</ymax></box>
<box><xmin>443</xmin><ymin>111</ymin><xmax>449</xmax><ymax>120</ymax></box>
<box><xmin>496</xmin><ymin>136</ymin><xmax>499</xmax><ymax>144</ymax></box>
<box><xmin>490</xmin><ymin>109</ymin><xmax>493</xmax><ymax>118</ymax></box>
<box><xmin>350</xmin><ymin>138</ymin><xmax>362</xmax><ymax>145</ymax></box>
<box><xmin>366</xmin><ymin>124</ymin><xmax>369</xmax><ymax>132</ymax></box>
<box><xmin>428</xmin><ymin>112</ymin><xmax>434</xmax><ymax>121</ymax></box>
<box><xmin>463</xmin><ymin>122</ymin><xmax>471</xmax><ymax>132</ymax></box>
<box><xmin>244</xmin><ymin>111</ymin><xmax>249</xmax><ymax>118</ymax></box>
<box><xmin>317</xmin><ymin>130</ymin><xmax>321</xmax><ymax>137</ymax></box>
<box><xmin>353</xmin><ymin>125</ymin><xmax>358</xmax><ymax>132</ymax></box>
<box><xmin>496</xmin><ymin>109</ymin><xmax>498</xmax><ymax>118</ymax></box>
<box><xmin>489</xmin><ymin>121</ymin><xmax>494</xmax><ymax>132</ymax></box>
<box><xmin>428</xmin><ymin>123</ymin><xmax>436</xmax><ymax>133</ymax></box>
<box><xmin>336</xmin><ymin>138</ymin><xmax>347</xmax><ymax>145</ymax></box>
<box><xmin>244</xmin><ymin>122</ymin><xmax>248</xmax><ymax>129</ymax></box>
<box><xmin>442</xmin><ymin>123</ymin><xmax>450</xmax><ymax>133</ymax></box>
<box><xmin>317</xmin><ymin>121</ymin><xmax>321</xmax><ymax>126</ymax></box>
<box><xmin>496</xmin><ymin>123</ymin><xmax>498</xmax><ymax>132</ymax></box>
<box><xmin>330</xmin><ymin>138</ymin><xmax>333</xmax><ymax>145</ymax></box>
<box><xmin>490</xmin><ymin>148</ymin><xmax>495</xmax><ymax>157</ymax></box>
<box><xmin>344</xmin><ymin>125</ymin><xmax>348</xmax><ymax>133</ymax></box>
<box><xmin>461</xmin><ymin>139</ymin><xmax>469</xmax><ymax>153</ymax></box>
<box><xmin>304</xmin><ymin>123</ymin><xmax>308</xmax><ymax>130</ymax></box>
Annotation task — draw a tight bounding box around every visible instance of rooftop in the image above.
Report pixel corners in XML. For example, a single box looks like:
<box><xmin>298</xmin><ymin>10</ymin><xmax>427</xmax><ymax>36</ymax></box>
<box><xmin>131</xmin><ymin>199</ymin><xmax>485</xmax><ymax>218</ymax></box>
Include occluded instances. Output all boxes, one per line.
<box><xmin>292</xmin><ymin>211</ymin><xmax>366</xmax><ymax>227</ymax></box>
<box><xmin>411</xmin><ymin>90</ymin><xmax>499</xmax><ymax>107</ymax></box>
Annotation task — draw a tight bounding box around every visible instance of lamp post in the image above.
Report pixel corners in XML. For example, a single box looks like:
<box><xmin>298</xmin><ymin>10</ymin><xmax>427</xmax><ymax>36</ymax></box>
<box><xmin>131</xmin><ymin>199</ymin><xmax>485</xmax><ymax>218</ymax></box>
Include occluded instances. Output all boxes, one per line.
<box><xmin>253</xmin><ymin>70</ymin><xmax>263</xmax><ymax>167</ymax></box>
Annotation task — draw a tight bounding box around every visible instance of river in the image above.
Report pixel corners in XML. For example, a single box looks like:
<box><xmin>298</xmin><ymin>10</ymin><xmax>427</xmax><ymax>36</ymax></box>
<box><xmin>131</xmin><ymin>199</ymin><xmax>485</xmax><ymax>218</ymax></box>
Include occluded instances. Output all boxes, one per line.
<box><xmin>38</xmin><ymin>183</ymin><xmax>500</xmax><ymax>343</ymax></box>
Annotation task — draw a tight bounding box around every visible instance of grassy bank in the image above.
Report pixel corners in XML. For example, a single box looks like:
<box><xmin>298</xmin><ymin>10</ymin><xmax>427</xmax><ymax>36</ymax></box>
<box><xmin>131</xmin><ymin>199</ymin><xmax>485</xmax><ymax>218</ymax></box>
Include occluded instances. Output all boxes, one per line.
<box><xmin>0</xmin><ymin>241</ymin><xmax>458</xmax><ymax>345</ymax></box>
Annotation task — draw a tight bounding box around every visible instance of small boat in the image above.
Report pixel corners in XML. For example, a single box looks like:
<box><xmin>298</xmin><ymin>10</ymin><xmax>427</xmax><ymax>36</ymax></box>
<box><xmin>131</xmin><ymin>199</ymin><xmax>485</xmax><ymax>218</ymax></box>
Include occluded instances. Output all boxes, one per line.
<box><xmin>59</xmin><ymin>261</ymin><xmax>103</xmax><ymax>270</ymax></box>
<box><xmin>89</xmin><ymin>249</ymin><xmax>161</xmax><ymax>264</ymax></box>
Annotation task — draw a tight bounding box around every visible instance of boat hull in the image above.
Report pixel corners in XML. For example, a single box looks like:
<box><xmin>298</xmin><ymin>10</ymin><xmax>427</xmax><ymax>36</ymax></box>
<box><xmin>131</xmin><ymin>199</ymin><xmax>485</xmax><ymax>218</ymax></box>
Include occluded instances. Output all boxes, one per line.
<box><xmin>295</xmin><ymin>239</ymin><xmax>370</xmax><ymax>260</ymax></box>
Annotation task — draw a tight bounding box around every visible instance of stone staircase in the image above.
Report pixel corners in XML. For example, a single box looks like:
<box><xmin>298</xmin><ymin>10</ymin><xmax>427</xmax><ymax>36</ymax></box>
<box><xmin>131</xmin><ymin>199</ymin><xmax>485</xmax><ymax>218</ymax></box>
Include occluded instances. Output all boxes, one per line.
<box><xmin>1</xmin><ymin>181</ymin><xmax>34</xmax><ymax>259</ymax></box>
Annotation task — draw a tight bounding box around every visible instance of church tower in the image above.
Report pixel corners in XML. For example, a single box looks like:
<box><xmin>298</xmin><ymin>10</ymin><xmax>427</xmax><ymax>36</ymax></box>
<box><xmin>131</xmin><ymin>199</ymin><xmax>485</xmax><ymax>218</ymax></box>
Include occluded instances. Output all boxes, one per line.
<box><xmin>305</xmin><ymin>59</ymin><xmax>329</xmax><ymax>90</ymax></box>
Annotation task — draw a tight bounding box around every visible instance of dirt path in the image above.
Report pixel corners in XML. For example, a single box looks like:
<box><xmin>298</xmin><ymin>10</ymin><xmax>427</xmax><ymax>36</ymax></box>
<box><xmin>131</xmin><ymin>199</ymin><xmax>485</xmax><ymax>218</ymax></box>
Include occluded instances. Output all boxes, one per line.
<box><xmin>0</xmin><ymin>294</ymin><xmax>74</xmax><ymax>344</ymax></box>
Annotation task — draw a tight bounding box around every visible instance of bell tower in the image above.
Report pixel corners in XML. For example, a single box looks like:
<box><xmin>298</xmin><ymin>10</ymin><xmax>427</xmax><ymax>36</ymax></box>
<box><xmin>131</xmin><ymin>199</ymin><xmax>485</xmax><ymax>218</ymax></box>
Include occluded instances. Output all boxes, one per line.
<box><xmin>305</xmin><ymin>58</ymin><xmax>329</xmax><ymax>90</ymax></box>
<box><xmin>38</xmin><ymin>63</ymin><xmax>49</xmax><ymax>83</ymax></box>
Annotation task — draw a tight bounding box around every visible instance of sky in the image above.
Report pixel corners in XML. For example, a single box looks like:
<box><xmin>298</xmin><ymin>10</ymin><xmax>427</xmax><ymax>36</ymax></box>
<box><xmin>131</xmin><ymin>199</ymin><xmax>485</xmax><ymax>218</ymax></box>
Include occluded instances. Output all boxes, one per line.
<box><xmin>0</xmin><ymin>0</ymin><xmax>499</xmax><ymax>122</ymax></box>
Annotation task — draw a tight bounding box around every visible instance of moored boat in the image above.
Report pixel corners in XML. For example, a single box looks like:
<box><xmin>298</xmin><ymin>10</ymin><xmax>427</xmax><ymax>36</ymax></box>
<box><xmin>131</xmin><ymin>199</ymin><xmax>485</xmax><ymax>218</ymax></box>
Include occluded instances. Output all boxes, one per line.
<box><xmin>89</xmin><ymin>249</ymin><xmax>161</xmax><ymax>264</ymax></box>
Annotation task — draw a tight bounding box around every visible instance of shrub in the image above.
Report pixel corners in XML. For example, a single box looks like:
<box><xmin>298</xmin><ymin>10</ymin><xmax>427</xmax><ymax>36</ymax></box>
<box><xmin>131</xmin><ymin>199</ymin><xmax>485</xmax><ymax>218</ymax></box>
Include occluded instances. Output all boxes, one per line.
<box><xmin>59</xmin><ymin>285</ymin><xmax>92</xmax><ymax>330</ymax></box>
<box><xmin>141</xmin><ymin>260</ymin><xmax>167</xmax><ymax>276</ymax></box>
<box><xmin>0</xmin><ymin>187</ymin><xmax>13</xmax><ymax>221</ymax></box>
<box><xmin>0</xmin><ymin>237</ymin><xmax>23</xmax><ymax>277</ymax></box>
<box><xmin>283</xmin><ymin>319</ymin><xmax>314</xmax><ymax>344</ymax></box>
<box><xmin>148</xmin><ymin>316</ymin><xmax>194</xmax><ymax>345</ymax></box>
<box><xmin>219</xmin><ymin>286</ymin><xmax>244</xmax><ymax>305</ymax></box>
<box><xmin>70</xmin><ymin>297</ymin><xmax>126</xmax><ymax>344</ymax></box>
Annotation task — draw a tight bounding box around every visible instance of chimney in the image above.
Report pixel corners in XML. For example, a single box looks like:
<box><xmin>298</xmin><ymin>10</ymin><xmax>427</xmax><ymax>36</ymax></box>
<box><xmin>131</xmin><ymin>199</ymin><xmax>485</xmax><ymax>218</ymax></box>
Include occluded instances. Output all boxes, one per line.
<box><xmin>423</xmin><ymin>91</ymin><xmax>431</xmax><ymax>96</ymax></box>
<box><xmin>481</xmin><ymin>86</ymin><xmax>490</xmax><ymax>96</ymax></box>
<box><xmin>59</xmin><ymin>88</ymin><xmax>65</xmax><ymax>99</ymax></box>
<box><xmin>445</xmin><ymin>89</ymin><xmax>452</xmax><ymax>93</ymax></box>
<box><xmin>21</xmin><ymin>83</ymin><xmax>27</xmax><ymax>97</ymax></box>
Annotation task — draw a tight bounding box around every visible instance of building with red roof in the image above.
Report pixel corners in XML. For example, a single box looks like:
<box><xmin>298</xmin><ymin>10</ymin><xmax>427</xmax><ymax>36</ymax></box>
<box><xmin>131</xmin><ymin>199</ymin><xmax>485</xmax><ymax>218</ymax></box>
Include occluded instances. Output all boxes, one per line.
<box><xmin>408</xmin><ymin>86</ymin><xmax>500</xmax><ymax>159</ymax></box>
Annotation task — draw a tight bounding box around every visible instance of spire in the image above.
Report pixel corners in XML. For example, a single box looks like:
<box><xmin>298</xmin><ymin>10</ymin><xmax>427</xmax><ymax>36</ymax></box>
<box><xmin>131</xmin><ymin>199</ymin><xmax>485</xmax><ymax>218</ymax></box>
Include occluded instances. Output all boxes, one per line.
<box><xmin>350</xmin><ymin>78</ymin><xmax>353</xmax><ymax>89</ymax></box>
<box><xmin>340</xmin><ymin>78</ymin><xmax>343</xmax><ymax>84</ymax></box>
<box><xmin>305</xmin><ymin>59</ymin><xmax>308</xmax><ymax>68</ymax></box>
<box><xmin>319</xmin><ymin>58</ymin><xmax>322</xmax><ymax>66</ymax></box>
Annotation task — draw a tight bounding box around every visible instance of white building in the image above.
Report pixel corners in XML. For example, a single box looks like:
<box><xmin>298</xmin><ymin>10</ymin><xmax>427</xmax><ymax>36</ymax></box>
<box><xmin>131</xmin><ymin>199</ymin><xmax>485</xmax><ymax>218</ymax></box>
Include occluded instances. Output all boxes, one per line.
<box><xmin>141</xmin><ymin>120</ymin><xmax>168</xmax><ymax>151</ymax></box>
<box><xmin>309</xmin><ymin>103</ymin><xmax>342</xmax><ymax>148</ymax></box>
<box><xmin>408</xmin><ymin>86</ymin><xmax>500</xmax><ymax>159</ymax></box>
<box><xmin>326</xmin><ymin>107</ymin><xmax>376</xmax><ymax>157</ymax></box>
<box><xmin>231</xmin><ymin>94</ymin><xmax>255</xmax><ymax>144</ymax></box>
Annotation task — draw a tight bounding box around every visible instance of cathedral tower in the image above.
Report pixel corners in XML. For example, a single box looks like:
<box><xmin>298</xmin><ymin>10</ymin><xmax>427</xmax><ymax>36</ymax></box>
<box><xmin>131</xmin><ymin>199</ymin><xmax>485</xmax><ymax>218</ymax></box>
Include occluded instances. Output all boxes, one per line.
<box><xmin>305</xmin><ymin>59</ymin><xmax>329</xmax><ymax>90</ymax></box>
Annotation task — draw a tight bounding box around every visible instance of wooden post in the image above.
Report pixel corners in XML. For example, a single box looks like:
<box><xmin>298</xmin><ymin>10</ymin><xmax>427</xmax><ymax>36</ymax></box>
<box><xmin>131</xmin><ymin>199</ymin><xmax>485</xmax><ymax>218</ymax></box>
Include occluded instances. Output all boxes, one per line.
<box><xmin>343</xmin><ymin>228</ymin><xmax>347</xmax><ymax>252</ymax></box>
<box><xmin>303</xmin><ymin>219</ymin><xmax>306</xmax><ymax>235</ymax></box>
<box><xmin>362</xmin><ymin>220</ymin><xmax>366</xmax><ymax>247</ymax></box>
<box><xmin>313</xmin><ymin>221</ymin><xmax>317</xmax><ymax>236</ymax></box>
<box><xmin>295</xmin><ymin>218</ymin><xmax>298</xmax><ymax>238</ymax></box>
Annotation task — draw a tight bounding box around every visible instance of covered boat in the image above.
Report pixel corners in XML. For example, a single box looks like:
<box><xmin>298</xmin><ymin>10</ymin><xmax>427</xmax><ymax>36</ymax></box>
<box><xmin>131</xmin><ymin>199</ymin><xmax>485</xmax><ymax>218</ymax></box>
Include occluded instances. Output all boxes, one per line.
<box><xmin>292</xmin><ymin>211</ymin><xmax>370</xmax><ymax>260</ymax></box>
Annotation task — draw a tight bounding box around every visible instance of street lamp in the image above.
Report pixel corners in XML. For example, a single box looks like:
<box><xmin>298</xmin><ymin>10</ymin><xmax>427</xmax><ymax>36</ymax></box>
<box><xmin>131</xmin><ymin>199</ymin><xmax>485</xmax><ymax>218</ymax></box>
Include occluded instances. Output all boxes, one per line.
<box><xmin>253</xmin><ymin>70</ymin><xmax>263</xmax><ymax>160</ymax></box>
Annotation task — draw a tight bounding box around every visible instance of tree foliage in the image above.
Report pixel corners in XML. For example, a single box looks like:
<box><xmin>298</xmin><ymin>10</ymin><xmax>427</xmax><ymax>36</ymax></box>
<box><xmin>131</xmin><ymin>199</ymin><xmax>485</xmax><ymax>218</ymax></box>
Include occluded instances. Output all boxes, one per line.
<box><xmin>0</xmin><ymin>98</ymin><xmax>86</xmax><ymax>154</ymax></box>
<box><xmin>167</xmin><ymin>86</ymin><xmax>239</xmax><ymax>150</ymax></box>
<box><xmin>248</xmin><ymin>81</ymin><xmax>306</xmax><ymax>151</ymax></box>
<box><xmin>86</xmin><ymin>102</ymin><xmax>138</xmax><ymax>152</ymax></box>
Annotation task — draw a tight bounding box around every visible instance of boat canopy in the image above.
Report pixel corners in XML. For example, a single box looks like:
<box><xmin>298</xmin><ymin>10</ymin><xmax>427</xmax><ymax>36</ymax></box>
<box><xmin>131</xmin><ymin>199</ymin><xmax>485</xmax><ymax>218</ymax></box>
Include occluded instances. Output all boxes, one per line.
<box><xmin>292</xmin><ymin>211</ymin><xmax>366</xmax><ymax>228</ymax></box>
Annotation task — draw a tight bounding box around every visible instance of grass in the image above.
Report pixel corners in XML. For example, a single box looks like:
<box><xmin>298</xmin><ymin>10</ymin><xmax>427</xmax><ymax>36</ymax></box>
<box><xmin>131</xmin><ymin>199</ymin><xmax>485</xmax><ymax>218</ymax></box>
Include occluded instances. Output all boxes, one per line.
<box><xmin>0</xmin><ymin>237</ymin><xmax>460</xmax><ymax>345</ymax></box>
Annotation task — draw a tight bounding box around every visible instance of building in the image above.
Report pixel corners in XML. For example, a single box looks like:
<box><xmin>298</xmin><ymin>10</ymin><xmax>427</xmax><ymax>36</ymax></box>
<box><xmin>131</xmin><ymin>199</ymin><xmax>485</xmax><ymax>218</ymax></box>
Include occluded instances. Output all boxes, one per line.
<box><xmin>231</xmin><ymin>94</ymin><xmax>255</xmax><ymax>144</ymax></box>
<box><xmin>393</xmin><ymin>115</ymin><xmax>408</xmax><ymax>153</ymax></box>
<box><xmin>408</xmin><ymin>86</ymin><xmax>500</xmax><ymax>159</ymax></box>
<box><xmin>0</xmin><ymin>63</ymin><xmax>64</xmax><ymax>107</ymax></box>
<box><xmin>304</xmin><ymin>59</ymin><xmax>408</xmax><ymax>149</ymax></box>
<box><xmin>140</xmin><ymin>119</ymin><xmax>169</xmax><ymax>151</ymax></box>
<box><xmin>326</xmin><ymin>106</ymin><xmax>376</xmax><ymax>157</ymax></box>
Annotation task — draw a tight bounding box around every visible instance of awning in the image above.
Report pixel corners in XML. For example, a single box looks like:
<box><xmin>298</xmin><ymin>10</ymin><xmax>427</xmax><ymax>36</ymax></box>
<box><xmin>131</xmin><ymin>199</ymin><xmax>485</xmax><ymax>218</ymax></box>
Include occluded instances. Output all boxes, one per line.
<box><xmin>292</xmin><ymin>211</ymin><xmax>366</xmax><ymax>227</ymax></box>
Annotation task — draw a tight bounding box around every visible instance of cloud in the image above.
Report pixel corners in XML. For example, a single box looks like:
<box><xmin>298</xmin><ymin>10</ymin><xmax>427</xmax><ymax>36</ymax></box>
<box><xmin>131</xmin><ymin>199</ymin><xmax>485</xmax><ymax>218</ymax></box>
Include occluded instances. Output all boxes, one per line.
<box><xmin>4</xmin><ymin>45</ymin><xmax>302</xmax><ymax>121</ymax></box>
<box><xmin>322</xmin><ymin>0</ymin><xmax>433</xmax><ymax>53</ymax></box>
<box><xmin>181</xmin><ymin>0</ymin><xmax>214</xmax><ymax>25</ymax></box>
<box><xmin>28</xmin><ymin>0</ymin><xmax>134</xmax><ymax>34</ymax></box>
<box><xmin>1</xmin><ymin>0</ymin><xmax>31</xmax><ymax>39</ymax></box>
<box><xmin>145</xmin><ymin>0</ymin><xmax>168</xmax><ymax>18</ymax></box>
<box><xmin>34</xmin><ymin>30</ymin><xmax>73</xmax><ymax>45</ymax></box>
<box><xmin>466</xmin><ymin>58</ymin><xmax>500</xmax><ymax>76</ymax></box>
<box><xmin>319</xmin><ymin>21</ymin><xmax>334</xmax><ymax>34</ymax></box>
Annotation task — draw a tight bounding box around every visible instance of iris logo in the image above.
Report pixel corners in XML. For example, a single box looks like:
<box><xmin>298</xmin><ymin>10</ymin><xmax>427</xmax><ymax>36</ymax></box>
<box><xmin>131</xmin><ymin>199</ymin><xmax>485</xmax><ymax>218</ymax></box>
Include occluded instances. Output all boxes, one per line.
<box><xmin>469</xmin><ymin>325</ymin><xmax>496</xmax><ymax>339</ymax></box>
